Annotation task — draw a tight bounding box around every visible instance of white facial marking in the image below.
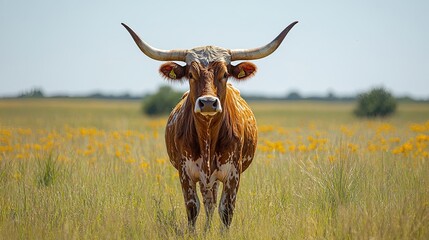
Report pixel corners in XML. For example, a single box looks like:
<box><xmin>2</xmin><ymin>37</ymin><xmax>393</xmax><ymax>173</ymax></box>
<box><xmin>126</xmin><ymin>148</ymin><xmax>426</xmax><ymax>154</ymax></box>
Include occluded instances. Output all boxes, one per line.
<box><xmin>199</xmin><ymin>111</ymin><xmax>218</xmax><ymax>116</ymax></box>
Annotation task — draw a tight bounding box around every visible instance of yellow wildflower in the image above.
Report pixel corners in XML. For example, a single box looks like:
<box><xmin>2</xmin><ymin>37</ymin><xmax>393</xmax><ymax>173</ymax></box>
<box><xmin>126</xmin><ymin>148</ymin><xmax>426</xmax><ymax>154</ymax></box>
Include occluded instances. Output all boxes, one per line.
<box><xmin>340</xmin><ymin>126</ymin><xmax>354</xmax><ymax>137</ymax></box>
<box><xmin>140</xmin><ymin>161</ymin><xmax>150</xmax><ymax>171</ymax></box>
<box><xmin>12</xmin><ymin>172</ymin><xmax>21</xmax><ymax>181</ymax></box>
<box><xmin>18</xmin><ymin>128</ymin><xmax>32</xmax><ymax>135</ymax></box>
<box><xmin>298</xmin><ymin>144</ymin><xmax>307</xmax><ymax>152</ymax></box>
<box><xmin>156</xmin><ymin>158</ymin><xmax>166</xmax><ymax>164</ymax></box>
<box><xmin>115</xmin><ymin>150</ymin><xmax>121</xmax><ymax>158</ymax></box>
<box><xmin>376</xmin><ymin>123</ymin><xmax>394</xmax><ymax>134</ymax></box>
<box><xmin>367</xmin><ymin>143</ymin><xmax>377</xmax><ymax>152</ymax></box>
<box><xmin>156</xmin><ymin>174</ymin><xmax>162</xmax><ymax>182</ymax></box>
<box><xmin>308</xmin><ymin>142</ymin><xmax>317</xmax><ymax>151</ymax></box>
<box><xmin>112</xmin><ymin>131</ymin><xmax>120</xmax><ymax>140</ymax></box>
<box><xmin>347</xmin><ymin>143</ymin><xmax>358</xmax><ymax>152</ymax></box>
<box><xmin>153</xmin><ymin>131</ymin><xmax>159</xmax><ymax>139</ymax></box>
<box><xmin>33</xmin><ymin>144</ymin><xmax>42</xmax><ymax>151</ymax></box>
<box><xmin>125</xmin><ymin>158</ymin><xmax>136</xmax><ymax>164</ymax></box>
<box><xmin>416</xmin><ymin>134</ymin><xmax>429</xmax><ymax>143</ymax></box>
<box><xmin>389</xmin><ymin>137</ymin><xmax>401</xmax><ymax>143</ymax></box>
<box><xmin>410</xmin><ymin>123</ymin><xmax>427</xmax><ymax>133</ymax></box>
<box><xmin>0</xmin><ymin>146</ymin><xmax>13</xmax><ymax>153</ymax></box>
<box><xmin>259</xmin><ymin>125</ymin><xmax>275</xmax><ymax>133</ymax></box>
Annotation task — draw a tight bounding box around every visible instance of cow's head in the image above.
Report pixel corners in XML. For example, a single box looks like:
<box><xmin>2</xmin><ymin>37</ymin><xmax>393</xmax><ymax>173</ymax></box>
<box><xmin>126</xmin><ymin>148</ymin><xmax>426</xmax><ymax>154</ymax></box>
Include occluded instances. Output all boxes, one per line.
<box><xmin>122</xmin><ymin>22</ymin><xmax>297</xmax><ymax>117</ymax></box>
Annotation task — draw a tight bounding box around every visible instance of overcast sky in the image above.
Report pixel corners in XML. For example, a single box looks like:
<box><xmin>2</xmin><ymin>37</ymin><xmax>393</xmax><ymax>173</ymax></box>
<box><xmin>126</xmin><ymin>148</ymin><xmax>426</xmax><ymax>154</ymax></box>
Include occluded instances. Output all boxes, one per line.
<box><xmin>1</xmin><ymin>0</ymin><xmax>428</xmax><ymax>98</ymax></box>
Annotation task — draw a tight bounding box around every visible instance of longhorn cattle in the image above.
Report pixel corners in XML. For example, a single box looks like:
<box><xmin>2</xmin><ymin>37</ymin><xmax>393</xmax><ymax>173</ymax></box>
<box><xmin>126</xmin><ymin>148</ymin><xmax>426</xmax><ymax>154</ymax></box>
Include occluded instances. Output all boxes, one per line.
<box><xmin>122</xmin><ymin>21</ymin><xmax>297</xmax><ymax>230</ymax></box>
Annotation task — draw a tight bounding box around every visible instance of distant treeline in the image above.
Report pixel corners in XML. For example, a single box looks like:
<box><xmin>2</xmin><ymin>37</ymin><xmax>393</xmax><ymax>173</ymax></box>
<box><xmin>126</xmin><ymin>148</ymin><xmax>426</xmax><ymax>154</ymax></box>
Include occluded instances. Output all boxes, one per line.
<box><xmin>242</xmin><ymin>94</ymin><xmax>418</xmax><ymax>102</ymax></box>
<box><xmin>15</xmin><ymin>88</ymin><xmax>142</xmax><ymax>100</ymax></box>
<box><xmin>6</xmin><ymin>87</ymin><xmax>428</xmax><ymax>102</ymax></box>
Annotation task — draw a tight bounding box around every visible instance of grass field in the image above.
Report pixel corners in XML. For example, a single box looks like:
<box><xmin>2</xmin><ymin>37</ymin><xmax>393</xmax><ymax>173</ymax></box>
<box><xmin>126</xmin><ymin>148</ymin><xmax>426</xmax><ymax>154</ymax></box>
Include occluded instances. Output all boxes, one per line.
<box><xmin>0</xmin><ymin>99</ymin><xmax>428</xmax><ymax>239</ymax></box>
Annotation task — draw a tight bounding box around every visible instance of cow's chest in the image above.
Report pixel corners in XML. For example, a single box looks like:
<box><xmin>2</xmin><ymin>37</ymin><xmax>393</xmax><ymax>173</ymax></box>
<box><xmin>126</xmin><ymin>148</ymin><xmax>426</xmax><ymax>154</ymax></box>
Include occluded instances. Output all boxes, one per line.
<box><xmin>182</xmin><ymin>153</ymin><xmax>237</xmax><ymax>188</ymax></box>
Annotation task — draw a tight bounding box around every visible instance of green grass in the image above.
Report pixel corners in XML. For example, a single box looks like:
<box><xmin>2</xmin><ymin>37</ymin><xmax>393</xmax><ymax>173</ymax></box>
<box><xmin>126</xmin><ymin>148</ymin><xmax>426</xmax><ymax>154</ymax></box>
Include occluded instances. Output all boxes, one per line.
<box><xmin>0</xmin><ymin>99</ymin><xmax>428</xmax><ymax>239</ymax></box>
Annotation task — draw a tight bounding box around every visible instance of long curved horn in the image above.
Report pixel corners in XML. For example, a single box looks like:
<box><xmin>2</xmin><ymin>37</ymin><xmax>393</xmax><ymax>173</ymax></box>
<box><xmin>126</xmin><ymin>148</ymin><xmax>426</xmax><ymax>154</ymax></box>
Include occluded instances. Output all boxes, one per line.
<box><xmin>121</xmin><ymin>23</ymin><xmax>187</xmax><ymax>62</ymax></box>
<box><xmin>230</xmin><ymin>21</ymin><xmax>298</xmax><ymax>61</ymax></box>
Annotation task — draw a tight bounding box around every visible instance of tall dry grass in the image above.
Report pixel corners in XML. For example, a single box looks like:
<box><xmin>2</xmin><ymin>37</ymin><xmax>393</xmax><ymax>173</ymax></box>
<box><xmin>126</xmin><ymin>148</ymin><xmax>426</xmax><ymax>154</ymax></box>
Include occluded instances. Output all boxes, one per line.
<box><xmin>0</xmin><ymin>99</ymin><xmax>428</xmax><ymax>239</ymax></box>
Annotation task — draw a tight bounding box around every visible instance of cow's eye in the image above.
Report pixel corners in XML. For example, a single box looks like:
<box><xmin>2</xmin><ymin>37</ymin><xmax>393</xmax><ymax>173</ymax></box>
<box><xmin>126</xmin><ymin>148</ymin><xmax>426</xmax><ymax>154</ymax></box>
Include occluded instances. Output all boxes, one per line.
<box><xmin>223</xmin><ymin>73</ymin><xmax>228</xmax><ymax>79</ymax></box>
<box><xmin>188</xmin><ymin>73</ymin><xmax>193</xmax><ymax>79</ymax></box>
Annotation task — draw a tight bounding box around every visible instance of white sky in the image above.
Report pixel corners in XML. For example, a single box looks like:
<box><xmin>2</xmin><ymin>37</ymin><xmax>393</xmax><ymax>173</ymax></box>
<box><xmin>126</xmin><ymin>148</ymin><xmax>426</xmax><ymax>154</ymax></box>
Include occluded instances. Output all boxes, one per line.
<box><xmin>1</xmin><ymin>0</ymin><xmax>428</xmax><ymax>98</ymax></box>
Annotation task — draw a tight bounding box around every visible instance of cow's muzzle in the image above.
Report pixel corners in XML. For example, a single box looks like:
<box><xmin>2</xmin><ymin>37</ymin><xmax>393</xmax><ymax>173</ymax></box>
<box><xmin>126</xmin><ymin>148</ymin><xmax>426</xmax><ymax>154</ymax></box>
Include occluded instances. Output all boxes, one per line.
<box><xmin>194</xmin><ymin>96</ymin><xmax>222</xmax><ymax>115</ymax></box>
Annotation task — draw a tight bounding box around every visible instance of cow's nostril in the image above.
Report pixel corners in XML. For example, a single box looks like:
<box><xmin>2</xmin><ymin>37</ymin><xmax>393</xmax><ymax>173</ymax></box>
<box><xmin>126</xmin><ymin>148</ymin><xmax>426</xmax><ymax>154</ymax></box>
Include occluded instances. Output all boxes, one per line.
<box><xmin>198</xmin><ymin>99</ymin><xmax>205</xmax><ymax>109</ymax></box>
<box><xmin>212</xmin><ymin>100</ymin><xmax>218</xmax><ymax>108</ymax></box>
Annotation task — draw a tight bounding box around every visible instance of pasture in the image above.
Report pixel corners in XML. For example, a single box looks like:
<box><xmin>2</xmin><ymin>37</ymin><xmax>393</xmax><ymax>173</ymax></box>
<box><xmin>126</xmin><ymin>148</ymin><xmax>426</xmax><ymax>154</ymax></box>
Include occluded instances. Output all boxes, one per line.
<box><xmin>0</xmin><ymin>99</ymin><xmax>428</xmax><ymax>239</ymax></box>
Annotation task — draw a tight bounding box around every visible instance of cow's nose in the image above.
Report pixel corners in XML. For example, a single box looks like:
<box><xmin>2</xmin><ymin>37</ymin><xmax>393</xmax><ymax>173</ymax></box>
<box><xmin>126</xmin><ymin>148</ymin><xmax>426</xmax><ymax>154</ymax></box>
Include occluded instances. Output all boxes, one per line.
<box><xmin>198</xmin><ymin>98</ymin><xmax>217</xmax><ymax>110</ymax></box>
<box><xmin>195</xmin><ymin>96</ymin><xmax>222</xmax><ymax>114</ymax></box>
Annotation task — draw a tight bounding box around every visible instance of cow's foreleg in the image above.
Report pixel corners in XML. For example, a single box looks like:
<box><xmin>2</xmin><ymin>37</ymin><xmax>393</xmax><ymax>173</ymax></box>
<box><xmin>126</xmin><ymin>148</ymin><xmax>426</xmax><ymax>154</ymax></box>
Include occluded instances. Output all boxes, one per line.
<box><xmin>200</xmin><ymin>180</ymin><xmax>219</xmax><ymax>231</ymax></box>
<box><xmin>219</xmin><ymin>164</ymin><xmax>240</xmax><ymax>228</ymax></box>
<box><xmin>179</xmin><ymin>167</ymin><xmax>200</xmax><ymax>230</ymax></box>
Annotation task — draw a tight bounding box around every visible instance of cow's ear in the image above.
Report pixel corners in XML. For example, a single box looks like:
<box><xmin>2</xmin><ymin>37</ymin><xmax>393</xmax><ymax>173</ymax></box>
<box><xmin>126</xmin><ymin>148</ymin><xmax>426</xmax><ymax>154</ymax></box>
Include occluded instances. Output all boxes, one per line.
<box><xmin>230</xmin><ymin>62</ymin><xmax>257</xmax><ymax>81</ymax></box>
<box><xmin>159</xmin><ymin>62</ymin><xmax>186</xmax><ymax>80</ymax></box>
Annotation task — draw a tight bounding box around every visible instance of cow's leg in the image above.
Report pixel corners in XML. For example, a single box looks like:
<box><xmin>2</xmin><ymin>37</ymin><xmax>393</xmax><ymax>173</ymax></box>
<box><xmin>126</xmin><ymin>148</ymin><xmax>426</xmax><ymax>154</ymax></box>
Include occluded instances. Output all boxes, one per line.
<box><xmin>219</xmin><ymin>165</ymin><xmax>240</xmax><ymax>228</ymax></box>
<box><xmin>200</xmin><ymin>180</ymin><xmax>219</xmax><ymax>231</ymax></box>
<box><xmin>179</xmin><ymin>167</ymin><xmax>200</xmax><ymax>230</ymax></box>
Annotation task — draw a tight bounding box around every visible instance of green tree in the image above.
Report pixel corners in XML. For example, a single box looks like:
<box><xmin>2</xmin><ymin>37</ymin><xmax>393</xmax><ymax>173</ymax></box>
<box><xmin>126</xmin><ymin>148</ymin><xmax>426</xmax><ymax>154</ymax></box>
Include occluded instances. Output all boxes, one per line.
<box><xmin>354</xmin><ymin>87</ymin><xmax>397</xmax><ymax>118</ymax></box>
<box><xmin>142</xmin><ymin>86</ymin><xmax>183</xmax><ymax>116</ymax></box>
<box><xmin>18</xmin><ymin>88</ymin><xmax>44</xmax><ymax>98</ymax></box>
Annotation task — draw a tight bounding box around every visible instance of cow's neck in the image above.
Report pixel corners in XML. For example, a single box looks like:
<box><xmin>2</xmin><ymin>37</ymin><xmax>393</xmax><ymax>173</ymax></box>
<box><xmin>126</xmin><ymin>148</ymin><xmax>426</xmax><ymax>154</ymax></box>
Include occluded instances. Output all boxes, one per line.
<box><xmin>193</xmin><ymin>113</ymin><xmax>222</xmax><ymax>174</ymax></box>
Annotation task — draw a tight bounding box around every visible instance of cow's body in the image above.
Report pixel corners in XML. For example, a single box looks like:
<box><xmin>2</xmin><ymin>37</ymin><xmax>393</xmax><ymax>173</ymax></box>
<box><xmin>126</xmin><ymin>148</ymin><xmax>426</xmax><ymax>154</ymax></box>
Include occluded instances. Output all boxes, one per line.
<box><xmin>166</xmin><ymin>83</ymin><xmax>257</xmax><ymax>227</ymax></box>
<box><xmin>122</xmin><ymin>21</ymin><xmax>297</xmax><ymax>229</ymax></box>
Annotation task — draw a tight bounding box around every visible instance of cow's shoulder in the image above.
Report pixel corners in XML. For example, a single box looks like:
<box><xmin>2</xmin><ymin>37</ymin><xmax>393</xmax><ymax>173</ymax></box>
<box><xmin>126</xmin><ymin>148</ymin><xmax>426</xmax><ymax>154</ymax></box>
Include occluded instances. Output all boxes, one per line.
<box><xmin>166</xmin><ymin>93</ymin><xmax>200</xmax><ymax>159</ymax></box>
